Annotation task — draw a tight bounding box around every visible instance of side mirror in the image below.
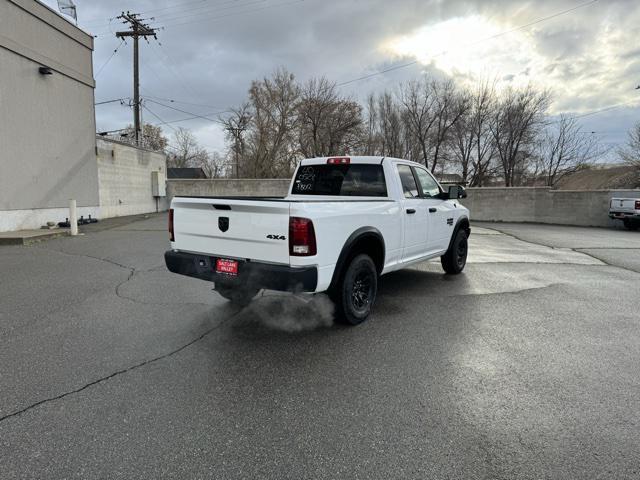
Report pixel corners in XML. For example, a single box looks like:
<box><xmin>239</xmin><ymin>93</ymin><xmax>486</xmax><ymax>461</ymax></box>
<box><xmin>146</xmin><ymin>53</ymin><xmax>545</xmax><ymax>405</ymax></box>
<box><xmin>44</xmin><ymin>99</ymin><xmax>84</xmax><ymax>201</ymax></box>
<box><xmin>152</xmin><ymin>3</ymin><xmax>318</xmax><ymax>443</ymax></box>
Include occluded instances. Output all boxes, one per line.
<box><xmin>446</xmin><ymin>185</ymin><xmax>467</xmax><ymax>199</ymax></box>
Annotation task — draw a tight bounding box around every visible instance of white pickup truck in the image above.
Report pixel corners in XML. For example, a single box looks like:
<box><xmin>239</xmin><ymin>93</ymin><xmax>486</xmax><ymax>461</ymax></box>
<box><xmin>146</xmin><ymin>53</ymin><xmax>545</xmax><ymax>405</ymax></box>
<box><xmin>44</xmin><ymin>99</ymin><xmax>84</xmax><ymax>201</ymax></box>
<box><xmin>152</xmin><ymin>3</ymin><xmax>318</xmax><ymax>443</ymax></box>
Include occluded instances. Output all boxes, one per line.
<box><xmin>609</xmin><ymin>197</ymin><xmax>640</xmax><ymax>230</ymax></box>
<box><xmin>165</xmin><ymin>156</ymin><xmax>470</xmax><ymax>324</ymax></box>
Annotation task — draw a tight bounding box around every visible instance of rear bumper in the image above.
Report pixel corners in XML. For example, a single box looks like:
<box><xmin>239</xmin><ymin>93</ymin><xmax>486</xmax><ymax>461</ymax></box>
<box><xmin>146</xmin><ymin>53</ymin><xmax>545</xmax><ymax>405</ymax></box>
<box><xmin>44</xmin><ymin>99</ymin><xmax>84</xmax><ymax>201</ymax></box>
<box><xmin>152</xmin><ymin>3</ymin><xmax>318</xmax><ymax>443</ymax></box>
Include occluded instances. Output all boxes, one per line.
<box><xmin>164</xmin><ymin>250</ymin><xmax>318</xmax><ymax>292</ymax></box>
<box><xmin>609</xmin><ymin>212</ymin><xmax>640</xmax><ymax>219</ymax></box>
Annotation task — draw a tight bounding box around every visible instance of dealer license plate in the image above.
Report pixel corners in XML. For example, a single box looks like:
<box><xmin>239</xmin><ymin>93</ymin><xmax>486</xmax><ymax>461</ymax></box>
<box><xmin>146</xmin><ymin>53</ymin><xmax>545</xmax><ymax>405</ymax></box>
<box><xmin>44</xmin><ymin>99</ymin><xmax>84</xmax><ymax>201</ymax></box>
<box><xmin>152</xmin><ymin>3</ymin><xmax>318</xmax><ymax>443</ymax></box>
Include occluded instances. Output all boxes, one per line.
<box><xmin>215</xmin><ymin>258</ymin><xmax>238</xmax><ymax>275</ymax></box>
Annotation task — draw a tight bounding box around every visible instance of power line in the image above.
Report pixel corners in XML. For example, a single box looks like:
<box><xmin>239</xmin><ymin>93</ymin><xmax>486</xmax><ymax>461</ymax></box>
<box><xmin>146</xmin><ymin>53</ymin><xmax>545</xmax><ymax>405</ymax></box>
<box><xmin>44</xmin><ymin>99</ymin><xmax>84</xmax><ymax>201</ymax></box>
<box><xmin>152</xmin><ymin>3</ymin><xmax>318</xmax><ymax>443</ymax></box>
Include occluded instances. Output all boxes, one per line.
<box><xmin>149</xmin><ymin>41</ymin><xmax>202</xmax><ymax>98</ymax></box>
<box><xmin>157</xmin><ymin>110</ymin><xmax>232</xmax><ymax>126</ymax></box>
<box><xmin>142</xmin><ymin>103</ymin><xmax>231</xmax><ymax>127</ymax></box>
<box><xmin>94</xmin><ymin>98</ymin><xmax>128</xmax><ymax>106</ymax></box>
<box><xmin>141</xmin><ymin>103</ymin><xmax>178</xmax><ymax>132</ymax></box>
<box><xmin>141</xmin><ymin>0</ymin><xmax>220</xmax><ymax>16</ymax></box>
<box><xmin>143</xmin><ymin>94</ymin><xmax>223</xmax><ymax>110</ymax></box>
<box><xmin>140</xmin><ymin>46</ymin><xmax>222</xmax><ymax>111</ymax></box>
<box><xmin>84</xmin><ymin>0</ymin><xmax>250</xmax><ymax>30</ymax></box>
<box><xmin>574</xmin><ymin>98</ymin><xmax>640</xmax><ymax>119</ymax></box>
<box><xmin>95</xmin><ymin>39</ymin><xmax>125</xmax><ymax>78</ymax></box>
<box><xmin>91</xmin><ymin>0</ymin><xmax>297</xmax><ymax>36</ymax></box>
<box><xmin>336</xmin><ymin>0</ymin><xmax>600</xmax><ymax>87</ymax></box>
<box><xmin>159</xmin><ymin>0</ymin><xmax>306</xmax><ymax>29</ymax></box>
<box><xmin>146</xmin><ymin>99</ymin><xmax>226</xmax><ymax>124</ymax></box>
<box><xmin>337</xmin><ymin>60</ymin><xmax>421</xmax><ymax>87</ymax></box>
<box><xmin>151</xmin><ymin>0</ymin><xmax>266</xmax><ymax>25</ymax></box>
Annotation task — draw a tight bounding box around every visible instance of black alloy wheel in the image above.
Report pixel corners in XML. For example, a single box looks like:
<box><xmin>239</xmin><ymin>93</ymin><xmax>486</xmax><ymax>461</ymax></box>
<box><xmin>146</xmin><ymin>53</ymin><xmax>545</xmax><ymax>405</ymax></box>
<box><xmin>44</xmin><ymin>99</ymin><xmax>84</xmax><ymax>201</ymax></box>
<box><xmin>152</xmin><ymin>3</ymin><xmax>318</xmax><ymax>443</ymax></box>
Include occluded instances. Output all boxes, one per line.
<box><xmin>441</xmin><ymin>229</ymin><xmax>468</xmax><ymax>274</ymax></box>
<box><xmin>334</xmin><ymin>254</ymin><xmax>378</xmax><ymax>325</ymax></box>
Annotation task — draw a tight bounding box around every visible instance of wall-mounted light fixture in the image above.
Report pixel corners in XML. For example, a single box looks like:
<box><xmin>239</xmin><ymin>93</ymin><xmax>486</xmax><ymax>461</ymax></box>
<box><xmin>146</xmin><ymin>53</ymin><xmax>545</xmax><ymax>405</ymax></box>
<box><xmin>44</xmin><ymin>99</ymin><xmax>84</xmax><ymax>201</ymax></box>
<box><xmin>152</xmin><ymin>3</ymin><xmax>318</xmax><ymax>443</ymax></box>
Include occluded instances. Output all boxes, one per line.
<box><xmin>38</xmin><ymin>66</ymin><xmax>53</xmax><ymax>75</ymax></box>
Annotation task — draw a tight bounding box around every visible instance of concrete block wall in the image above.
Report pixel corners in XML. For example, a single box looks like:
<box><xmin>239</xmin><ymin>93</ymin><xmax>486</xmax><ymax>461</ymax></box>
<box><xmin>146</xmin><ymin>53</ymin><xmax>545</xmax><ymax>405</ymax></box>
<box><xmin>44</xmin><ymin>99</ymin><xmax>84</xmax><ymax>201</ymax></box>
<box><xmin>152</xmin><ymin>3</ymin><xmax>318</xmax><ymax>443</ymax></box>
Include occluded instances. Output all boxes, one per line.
<box><xmin>97</xmin><ymin>139</ymin><xmax>169</xmax><ymax>218</ymax></box>
<box><xmin>464</xmin><ymin>187</ymin><xmax>640</xmax><ymax>227</ymax></box>
<box><xmin>167</xmin><ymin>179</ymin><xmax>291</xmax><ymax>199</ymax></box>
<box><xmin>166</xmin><ymin>181</ymin><xmax>640</xmax><ymax>228</ymax></box>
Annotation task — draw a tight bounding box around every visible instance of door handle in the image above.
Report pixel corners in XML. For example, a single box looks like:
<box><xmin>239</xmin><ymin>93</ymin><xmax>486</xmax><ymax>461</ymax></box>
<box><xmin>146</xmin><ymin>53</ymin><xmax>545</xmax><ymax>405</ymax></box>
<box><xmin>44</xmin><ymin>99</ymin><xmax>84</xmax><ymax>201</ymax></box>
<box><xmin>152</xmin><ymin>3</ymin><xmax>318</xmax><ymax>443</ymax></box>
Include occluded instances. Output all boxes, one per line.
<box><xmin>429</xmin><ymin>208</ymin><xmax>437</xmax><ymax>213</ymax></box>
<box><xmin>406</xmin><ymin>208</ymin><xmax>416</xmax><ymax>214</ymax></box>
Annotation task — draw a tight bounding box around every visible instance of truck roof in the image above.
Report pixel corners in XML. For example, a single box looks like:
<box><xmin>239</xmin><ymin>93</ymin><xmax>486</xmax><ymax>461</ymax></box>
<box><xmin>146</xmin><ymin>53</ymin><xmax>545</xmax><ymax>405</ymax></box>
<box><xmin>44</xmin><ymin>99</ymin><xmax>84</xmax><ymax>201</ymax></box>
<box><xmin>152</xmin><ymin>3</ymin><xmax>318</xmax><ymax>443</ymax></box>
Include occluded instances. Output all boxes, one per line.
<box><xmin>299</xmin><ymin>156</ymin><xmax>424</xmax><ymax>167</ymax></box>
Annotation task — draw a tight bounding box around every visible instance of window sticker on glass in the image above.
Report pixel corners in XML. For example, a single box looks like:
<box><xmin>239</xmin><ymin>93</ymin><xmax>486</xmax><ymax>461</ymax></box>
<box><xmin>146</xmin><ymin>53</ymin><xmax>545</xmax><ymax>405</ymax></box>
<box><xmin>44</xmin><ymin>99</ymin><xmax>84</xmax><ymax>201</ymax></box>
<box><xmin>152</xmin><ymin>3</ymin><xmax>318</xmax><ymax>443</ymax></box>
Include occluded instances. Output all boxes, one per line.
<box><xmin>292</xmin><ymin>164</ymin><xmax>387</xmax><ymax>196</ymax></box>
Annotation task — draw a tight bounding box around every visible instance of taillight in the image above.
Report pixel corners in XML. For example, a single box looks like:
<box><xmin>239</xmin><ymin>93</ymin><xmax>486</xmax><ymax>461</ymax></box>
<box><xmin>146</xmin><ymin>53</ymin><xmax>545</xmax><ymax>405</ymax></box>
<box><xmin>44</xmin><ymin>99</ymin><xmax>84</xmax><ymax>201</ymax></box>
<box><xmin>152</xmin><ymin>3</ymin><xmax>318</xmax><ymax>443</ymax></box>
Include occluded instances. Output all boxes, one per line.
<box><xmin>168</xmin><ymin>208</ymin><xmax>175</xmax><ymax>242</ymax></box>
<box><xmin>327</xmin><ymin>157</ymin><xmax>350</xmax><ymax>165</ymax></box>
<box><xmin>635</xmin><ymin>201</ymin><xmax>640</xmax><ymax>210</ymax></box>
<box><xmin>289</xmin><ymin>217</ymin><xmax>316</xmax><ymax>256</ymax></box>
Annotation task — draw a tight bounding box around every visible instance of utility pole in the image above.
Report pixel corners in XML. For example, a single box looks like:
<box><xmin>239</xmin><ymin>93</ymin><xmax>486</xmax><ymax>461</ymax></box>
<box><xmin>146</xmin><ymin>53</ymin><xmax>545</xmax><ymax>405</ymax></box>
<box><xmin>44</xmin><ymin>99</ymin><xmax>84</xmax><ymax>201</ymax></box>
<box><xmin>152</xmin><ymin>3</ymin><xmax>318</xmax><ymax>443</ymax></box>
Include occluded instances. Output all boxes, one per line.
<box><xmin>227</xmin><ymin>127</ymin><xmax>243</xmax><ymax>179</ymax></box>
<box><xmin>225</xmin><ymin>115</ymin><xmax>248</xmax><ymax>179</ymax></box>
<box><xmin>116</xmin><ymin>12</ymin><xmax>157</xmax><ymax>146</ymax></box>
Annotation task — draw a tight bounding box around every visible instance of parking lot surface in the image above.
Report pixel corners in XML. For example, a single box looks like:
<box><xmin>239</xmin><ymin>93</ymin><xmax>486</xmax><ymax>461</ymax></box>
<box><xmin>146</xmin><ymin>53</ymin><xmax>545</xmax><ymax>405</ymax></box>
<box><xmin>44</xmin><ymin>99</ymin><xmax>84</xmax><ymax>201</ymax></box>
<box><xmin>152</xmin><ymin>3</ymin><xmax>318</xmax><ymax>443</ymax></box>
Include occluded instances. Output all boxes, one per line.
<box><xmin>1</xmin><ymin>215</ymin><xmax>639</xmax><ymax>479</ymax></box>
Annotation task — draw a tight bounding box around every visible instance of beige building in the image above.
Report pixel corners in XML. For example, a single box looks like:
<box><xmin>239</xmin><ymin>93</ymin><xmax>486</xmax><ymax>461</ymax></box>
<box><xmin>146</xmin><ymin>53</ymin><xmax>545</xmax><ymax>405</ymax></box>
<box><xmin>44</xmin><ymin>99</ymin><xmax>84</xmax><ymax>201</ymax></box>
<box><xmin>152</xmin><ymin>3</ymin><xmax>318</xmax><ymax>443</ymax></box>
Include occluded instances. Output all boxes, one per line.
<box><xmin>0</xmin><ymin>0</ymin><xmax>167</xmax><ymax>231</ymax></box>
<box><xmin>0</xmin><ymin>0</ymin><xmax>98</xmax><ymax>230</ymax></box>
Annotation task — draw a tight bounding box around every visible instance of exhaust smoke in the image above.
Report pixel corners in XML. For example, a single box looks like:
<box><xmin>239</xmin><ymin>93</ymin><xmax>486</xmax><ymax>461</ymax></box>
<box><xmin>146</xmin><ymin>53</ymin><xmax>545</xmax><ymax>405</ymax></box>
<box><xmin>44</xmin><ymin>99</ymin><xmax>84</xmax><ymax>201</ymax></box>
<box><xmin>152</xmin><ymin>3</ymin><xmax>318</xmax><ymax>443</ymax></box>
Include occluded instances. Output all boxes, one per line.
<box><xmin>238</xmin><ymin>293</ymin><xmax>335</xmax><ymax>332</ymax></box>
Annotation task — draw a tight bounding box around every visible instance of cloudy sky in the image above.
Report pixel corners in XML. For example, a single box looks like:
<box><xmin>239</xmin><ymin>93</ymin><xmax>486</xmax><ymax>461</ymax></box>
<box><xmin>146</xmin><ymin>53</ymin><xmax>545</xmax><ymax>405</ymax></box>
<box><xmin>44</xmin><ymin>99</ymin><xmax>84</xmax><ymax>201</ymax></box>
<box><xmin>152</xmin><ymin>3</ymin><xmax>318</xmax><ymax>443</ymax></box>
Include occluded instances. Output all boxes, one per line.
<box><xmin>43</xmin><ymin>0</ymin><xmax>640</xmax><ymax>157</ymax></box>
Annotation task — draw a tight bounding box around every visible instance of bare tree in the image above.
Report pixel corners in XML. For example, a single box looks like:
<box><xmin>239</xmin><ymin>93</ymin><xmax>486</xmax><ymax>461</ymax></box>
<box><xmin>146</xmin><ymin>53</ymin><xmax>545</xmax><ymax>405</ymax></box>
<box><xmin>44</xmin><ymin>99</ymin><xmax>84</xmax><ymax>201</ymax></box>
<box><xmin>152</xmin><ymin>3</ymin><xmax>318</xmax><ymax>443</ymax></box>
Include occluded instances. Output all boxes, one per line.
<box><xmin>618</xmin><ymin>122</ymin><xmax>640</xmax><ymax>168</ymax></box>
<box><xmin>220</xmin><ymin>103</ymin><xmax>251</xmax><ymax>178</ymax></box>
<box><xmin>399</xmin><ymin>79</ymin><xmax>437</xmax><ymax>167</ymax></box>
<box><xmin>490</xmin><ymin>85</ymin><xmax>550</xmax><ymax>186</ymax></box>
<box><xmin>380</xmin><ymin>91</ymin><xmax>408</xmax><ymax>157</ymax></box>
<box><xmin>221</xmin><ymin>69</ymin><xmax>576</xmax><ymax>186</ymax></box>
<box><xmin>297</xmin><ymin>77</ymin><xmax>363</xmax><ymax>157</ymax></box>
<box><xmin>537</xmin><ymin>114</ymin><xmax>600</xmax><ymax>186</ymax></box>
<box><xmin>199</xmin><ymin>151</ymin><xmax>229</xmax><ymax>178</ymax></box>
<box><xmin>451</xmin><ymin>93</ymin><xmax>475</xmax><ymax>184</ymax></box>
<box><xmin>399</xmin><ymin>78</ymin><xmax>468</xmax><ymax>172</ymax></box>
<box><xmin>168</xmin><ymin>127</ymin><xmax>209</xmax><ymax>168</ymax></box>
<box><xmin>246</xmin><ymin>67</ymin><xmax>301</xmax><ymax>177</ymax></box>
<box><xmin>451</xmin><ymin>80</ymin><xmax>498</xmax><ymax>186</ymax></box>
<box><xmin>470</xmin><ymin>82</ymin><xmax>499</xmax><ymax>186</ymax></box>
<box><xmin>362</xmin><ymin>93</ymin><xmax>379</xmax><ymax>155</ymax></box>
<box><xmin>429</xmin><ymin>79</ymin><xmax>469</xmax><ymax>174</ymax></box>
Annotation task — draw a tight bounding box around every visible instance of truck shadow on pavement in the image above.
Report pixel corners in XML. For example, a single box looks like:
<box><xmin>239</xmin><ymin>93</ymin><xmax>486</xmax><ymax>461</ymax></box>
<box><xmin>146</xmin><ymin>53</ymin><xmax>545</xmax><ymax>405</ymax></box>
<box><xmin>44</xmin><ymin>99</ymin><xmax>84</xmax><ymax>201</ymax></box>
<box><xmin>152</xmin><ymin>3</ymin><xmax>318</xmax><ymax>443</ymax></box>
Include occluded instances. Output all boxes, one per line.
<box><xmin>378</xmin><ymin>267</ymin><xmax>471</xmax><ymax>298</ymax></box>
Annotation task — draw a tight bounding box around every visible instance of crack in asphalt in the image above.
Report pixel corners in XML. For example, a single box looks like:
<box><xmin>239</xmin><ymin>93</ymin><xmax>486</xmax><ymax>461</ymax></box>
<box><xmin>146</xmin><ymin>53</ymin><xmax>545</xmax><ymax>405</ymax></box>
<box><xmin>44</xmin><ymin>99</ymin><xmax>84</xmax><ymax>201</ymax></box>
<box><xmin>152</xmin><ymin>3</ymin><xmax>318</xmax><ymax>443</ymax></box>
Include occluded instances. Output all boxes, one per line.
<box><xmin>0</xmin><ymin>249</ymin><xmax>136</xmax><ymax>340</ymax></box>
<box><xmin>0</xmin><ymin>244</ymin><xmax>238</xmax><ymax>424</ymax></box>
<box><xmin>35</xmin><ymin>246</ymin><xmax>200</xmax><ymax>305</ymax></box>
<box><xmin>36</xmin><ymin>245</ymin><xmax>137</xmax><ymax>273</ymax></box>
<box><xmin>0</xmin><ymin>314</ymin><xmax>234</xmax><ymax>424</ymax></box>
<box><xmin>38</xmin><ymin>245</ymin><xmax>142</xmax><ymax>302</ymax></box>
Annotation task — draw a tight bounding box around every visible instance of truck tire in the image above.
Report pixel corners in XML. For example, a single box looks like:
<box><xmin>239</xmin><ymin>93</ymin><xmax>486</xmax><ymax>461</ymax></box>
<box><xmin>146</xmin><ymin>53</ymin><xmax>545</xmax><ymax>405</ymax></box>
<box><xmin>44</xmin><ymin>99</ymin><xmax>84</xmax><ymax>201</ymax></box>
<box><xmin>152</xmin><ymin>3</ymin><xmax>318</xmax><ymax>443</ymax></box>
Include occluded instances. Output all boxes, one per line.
<box><xmin>623</xmin><ymin>219</ymin><xmax>639</xmax><ymax>231</ymax></box>
<box><xmin>215</xmin><ymin>285</ymin><xmax>258</xmax><ymax>306</ymax></box>
<box><xmin>441</xmin><ymin>229</ymin><xmax>468</xmax><ymax>274</ymax></box>
<box><xmin>333</xmin><ymin>254</ymin><xmax>378</xmax><ymax>325</ymax></box>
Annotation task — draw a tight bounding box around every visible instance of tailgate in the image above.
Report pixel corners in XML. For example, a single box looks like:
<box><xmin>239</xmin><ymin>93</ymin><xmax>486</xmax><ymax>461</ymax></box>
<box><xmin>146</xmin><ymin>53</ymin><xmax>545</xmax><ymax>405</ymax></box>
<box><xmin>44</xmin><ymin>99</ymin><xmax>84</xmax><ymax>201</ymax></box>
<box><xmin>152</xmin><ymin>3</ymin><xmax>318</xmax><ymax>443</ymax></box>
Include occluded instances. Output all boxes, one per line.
<box><xmin>171</xmin><ymin>197</ymin><xmax>291</xmax><ymax>265</ymax></box>
<box><xmin>611</xmin><ymin>198</ymin><xmax>638</xmax><ymax>213</ymax></box>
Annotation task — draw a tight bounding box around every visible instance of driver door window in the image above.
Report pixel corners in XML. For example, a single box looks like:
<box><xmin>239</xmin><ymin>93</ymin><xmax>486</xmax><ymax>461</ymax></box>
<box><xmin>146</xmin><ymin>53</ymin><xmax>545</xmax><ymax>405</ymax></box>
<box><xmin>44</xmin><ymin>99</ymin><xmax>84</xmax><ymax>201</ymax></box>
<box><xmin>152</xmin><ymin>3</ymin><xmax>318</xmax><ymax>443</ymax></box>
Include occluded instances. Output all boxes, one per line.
<box><xmin>397</xmin><ymin>165</ymin><xmax>420</xmax><ymax>198</ymax></box>
<box><xmin>413</xmin><ymin>168</ymin><xmax>441</xmax><ymax>198</ymax></box>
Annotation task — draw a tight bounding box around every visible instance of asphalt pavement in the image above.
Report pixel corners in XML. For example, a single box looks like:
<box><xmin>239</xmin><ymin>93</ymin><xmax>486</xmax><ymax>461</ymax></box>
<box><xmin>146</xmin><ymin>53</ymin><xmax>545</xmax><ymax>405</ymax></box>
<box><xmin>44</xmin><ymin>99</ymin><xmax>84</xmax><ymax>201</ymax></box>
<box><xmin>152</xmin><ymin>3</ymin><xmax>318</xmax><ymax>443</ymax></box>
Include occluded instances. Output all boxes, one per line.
<box><xmin>1</xmin><ymin>215</ymin><xmax>639</xmax><ymax>479</ymax></box>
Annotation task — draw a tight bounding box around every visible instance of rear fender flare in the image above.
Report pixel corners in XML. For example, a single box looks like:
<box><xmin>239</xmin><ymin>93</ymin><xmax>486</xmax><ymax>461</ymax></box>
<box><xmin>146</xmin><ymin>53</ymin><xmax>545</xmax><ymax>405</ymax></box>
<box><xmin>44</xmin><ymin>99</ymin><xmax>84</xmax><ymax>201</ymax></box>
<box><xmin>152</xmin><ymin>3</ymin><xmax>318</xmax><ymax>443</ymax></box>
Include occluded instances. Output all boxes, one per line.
<box><xmin>329</xmin><ymin>227</ymin><xmax>385</xmax><ymax>292</ymax></box>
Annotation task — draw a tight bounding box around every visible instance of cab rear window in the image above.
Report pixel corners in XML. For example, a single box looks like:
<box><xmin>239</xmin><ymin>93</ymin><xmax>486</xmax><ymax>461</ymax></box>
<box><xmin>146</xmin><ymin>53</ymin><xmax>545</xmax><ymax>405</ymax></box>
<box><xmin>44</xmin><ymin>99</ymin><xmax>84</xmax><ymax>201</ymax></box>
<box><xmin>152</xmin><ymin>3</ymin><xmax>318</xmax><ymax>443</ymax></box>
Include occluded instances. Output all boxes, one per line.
<box><xmin>291</xmin><ymin>164</ymin><xmax>387</xmax><ymax>197</ymax></box>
